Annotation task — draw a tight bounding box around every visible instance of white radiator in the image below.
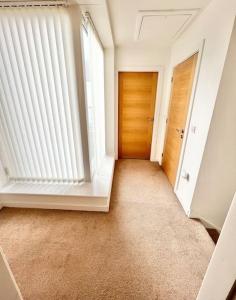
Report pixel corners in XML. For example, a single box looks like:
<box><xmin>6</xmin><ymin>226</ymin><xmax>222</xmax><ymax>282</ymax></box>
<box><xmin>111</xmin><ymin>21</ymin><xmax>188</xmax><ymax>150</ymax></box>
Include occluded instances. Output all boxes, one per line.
<box><xmin>0</xmin><ymin>7</ymin><xmax>85</xmax><ymax>184</ymax></box>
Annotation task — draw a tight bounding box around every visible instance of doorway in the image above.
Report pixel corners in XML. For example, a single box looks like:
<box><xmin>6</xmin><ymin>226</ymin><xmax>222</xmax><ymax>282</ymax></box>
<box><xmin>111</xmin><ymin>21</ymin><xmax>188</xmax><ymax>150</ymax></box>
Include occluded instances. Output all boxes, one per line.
<box><xmin>118</xmin><ymin>72</ymin><xmax>158</xmax><ymax>159</ymax></box>
<box><xmin>162</xmin><ymin>53</ymin><xmax>198</xmax><ymax>186</ymax></box>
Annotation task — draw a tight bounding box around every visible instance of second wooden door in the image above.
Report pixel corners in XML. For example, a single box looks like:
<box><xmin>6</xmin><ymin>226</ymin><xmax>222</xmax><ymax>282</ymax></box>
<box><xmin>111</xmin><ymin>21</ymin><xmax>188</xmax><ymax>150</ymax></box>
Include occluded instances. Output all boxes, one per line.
<box><xmin>118</xmin><ymin>72</ymin><xmax>158</xmax><ymax>159</ymax></box>
<box><xmin>162</xmin><ymin>53</ymin><xmax>198</xmax><ymax>186</ymax></box>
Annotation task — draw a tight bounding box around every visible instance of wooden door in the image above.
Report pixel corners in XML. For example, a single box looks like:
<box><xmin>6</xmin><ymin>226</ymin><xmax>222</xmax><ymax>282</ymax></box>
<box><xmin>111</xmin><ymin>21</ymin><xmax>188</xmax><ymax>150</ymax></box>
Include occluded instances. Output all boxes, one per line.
<box><xmin>118</xmin><ymin>72</ymin><xmax>158</xmax><ymax>159</ymax></box>
<box><xmin>162</xmin><ymin>53</ymin><xmax>198</xmax><ymax>186</ymax></box>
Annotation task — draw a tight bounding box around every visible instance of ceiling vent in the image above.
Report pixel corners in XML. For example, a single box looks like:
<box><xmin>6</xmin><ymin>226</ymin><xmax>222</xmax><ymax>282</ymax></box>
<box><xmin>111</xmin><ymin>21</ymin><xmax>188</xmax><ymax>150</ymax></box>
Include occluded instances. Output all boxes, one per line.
<box><xmin>134</xmin><ymin>9</ymin><xmax>199</xmax><ymax>45</ymax></box>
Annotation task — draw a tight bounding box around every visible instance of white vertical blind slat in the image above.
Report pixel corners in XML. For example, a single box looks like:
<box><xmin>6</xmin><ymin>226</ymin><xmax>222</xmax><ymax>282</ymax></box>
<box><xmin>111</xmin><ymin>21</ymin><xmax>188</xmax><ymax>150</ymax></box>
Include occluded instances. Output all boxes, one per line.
<box><xmin>40</xmin><ymin>12</ymin><xmax>68</xmax><ymax>179</ymax></box>
<box><xmin>2</xmin><ymin>13</ymin><xmax>39</xmax><ymax>178</ymax></box>
<box><xmin>17</xmin><ymin>13</ymin><xmax>50</xmax><ymax>178</ymax></box>
<box><xmin>54</xmin><ymin>12</ymin><xmax>78</xmax><ymax>180</ymax></box>
<box><xmin>0</xmin><ymin>73</ymin><xmax>27</xmax><ymax>177</ymax></box>
<box><xmin>0</xmin><ymin>120</ymin><xmax>14</xmax><ymax>177</ymax></box>
<box><xmin>23</xmin><ymin>11</ymin><xmax>57</xmax><ymax>179</ymax></box>
<box><xmin>47</xmin><ymin>10</ymin><xmax>73</xmax><ymax>179</ymax></box>
<box><xmin>10</xmin><ymin>10</ymin><xmax>47</xmax><ymax>179</ymax></box>
<box><xmin>0</xmin><ymin>7</ymin><xmax>85</xmax><ymax>183</ymax></box>
<box><xmin>9</xmin><ymin>11</ymin><xmax>43</xmax><ymax>178</ymax></box>
<box><xmin>33</xmin><ymin>11</ymin><xmax>63</xmax><ymax>179</ymax></box>
<box><xmin>0</xmin><ymin>17</ymin><xmax>36</xmax><ymax>178</ymax></box>
<box><xmin>0</xmin><ymin>97</ymin><xmax>19</xmax><ymax>177</ymax></box>
<box><xmin>28</xmin><ymin>12</ymin><xmax>60</xmax><ymax>180</ymax></box>
<box><xmin>0</xmin><ymin>22</ymin><xmax>30</xmax><ymax>177</ymax></box>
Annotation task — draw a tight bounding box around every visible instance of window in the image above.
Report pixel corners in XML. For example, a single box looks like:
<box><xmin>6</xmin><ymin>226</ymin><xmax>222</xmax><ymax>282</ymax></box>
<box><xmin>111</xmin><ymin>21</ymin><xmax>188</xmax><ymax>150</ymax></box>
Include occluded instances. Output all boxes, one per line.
<box><xmin>81</xmin><ymin>16</ymin><xmax>106</xmax><ymax>176</ymax></box>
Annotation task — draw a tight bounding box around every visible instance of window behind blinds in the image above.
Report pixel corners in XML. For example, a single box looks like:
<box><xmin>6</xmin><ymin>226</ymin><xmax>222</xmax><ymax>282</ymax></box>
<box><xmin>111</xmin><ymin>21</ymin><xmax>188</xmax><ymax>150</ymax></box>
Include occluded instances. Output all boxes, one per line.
<box><xmin>82</xmin><ymin>17</ymin><xmax>105</xmax><ymax>175</ymax></box>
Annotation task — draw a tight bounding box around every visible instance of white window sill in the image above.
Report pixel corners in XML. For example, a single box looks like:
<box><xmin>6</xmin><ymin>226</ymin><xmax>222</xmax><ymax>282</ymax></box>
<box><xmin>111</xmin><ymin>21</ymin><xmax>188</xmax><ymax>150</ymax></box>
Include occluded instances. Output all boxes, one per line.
<box><xmin>0</xmin><ymin>155</ymin><xmax>115</xmax><ymax>212</ymax></box>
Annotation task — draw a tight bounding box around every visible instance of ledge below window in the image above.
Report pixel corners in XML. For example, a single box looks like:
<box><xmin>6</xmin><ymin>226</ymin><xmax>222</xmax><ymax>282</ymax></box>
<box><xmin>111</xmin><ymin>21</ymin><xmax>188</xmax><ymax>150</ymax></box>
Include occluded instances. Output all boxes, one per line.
<box><xmin>0</xmin><ymin>156</ymin><xmax>115</xmax><ymax>212</ymax></box>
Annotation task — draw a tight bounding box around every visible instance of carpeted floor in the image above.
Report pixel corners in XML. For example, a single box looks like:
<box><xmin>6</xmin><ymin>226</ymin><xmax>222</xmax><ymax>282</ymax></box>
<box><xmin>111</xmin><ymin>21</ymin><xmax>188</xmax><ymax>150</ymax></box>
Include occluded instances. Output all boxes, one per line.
<box><xmin>0</xmin><ymin>159</ymin><xmax>214</xmax><ymax>300</ymax></box>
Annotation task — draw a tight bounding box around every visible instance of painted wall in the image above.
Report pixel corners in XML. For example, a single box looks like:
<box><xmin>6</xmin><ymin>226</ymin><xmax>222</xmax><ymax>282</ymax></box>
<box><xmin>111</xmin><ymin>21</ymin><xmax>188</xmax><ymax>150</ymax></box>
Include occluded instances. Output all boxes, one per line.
<box><xmin>197</xmin><ymin>193</ymin><xmax>236</xmax><ymax>300</ymax></box>
<box><xmin>105</xmin><ymin>47</ymin><xmax>116</xmax><ymax>156</ymax></box>
<box><xmin>116</xmin><ymin>46</ymin><xmax>170</xmax><ymax>68</ymax></box>
<box><xmin>191</xmin><ymin>20</ymin><xmax>236</xmax><ymax>230</ymax></box>
<box><xmin>0</xmin><ymin>248</ymin><xmax>23</xmax><ymax>300</ymax></box>
<box><xmin>162</xmin><ymin>0</ymin><xmax>236</xmax><ymax>220</ymax></box>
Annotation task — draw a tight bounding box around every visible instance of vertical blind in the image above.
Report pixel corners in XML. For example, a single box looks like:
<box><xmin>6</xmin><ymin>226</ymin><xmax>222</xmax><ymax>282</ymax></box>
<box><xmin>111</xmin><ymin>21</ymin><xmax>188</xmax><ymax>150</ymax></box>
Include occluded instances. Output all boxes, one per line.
<box><xmin>0</xmin><ymin>7</ymin><xmax>85</xmax><ymax>184</ymax></box>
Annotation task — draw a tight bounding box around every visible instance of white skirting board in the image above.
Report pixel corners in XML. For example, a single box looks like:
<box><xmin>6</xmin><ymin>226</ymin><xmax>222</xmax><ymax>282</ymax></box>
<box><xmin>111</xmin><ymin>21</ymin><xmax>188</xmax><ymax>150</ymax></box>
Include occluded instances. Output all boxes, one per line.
<box><xmin>0</xmin><ymin>156</ymin><xmax>115</xmax><ymax>212</ymax></box>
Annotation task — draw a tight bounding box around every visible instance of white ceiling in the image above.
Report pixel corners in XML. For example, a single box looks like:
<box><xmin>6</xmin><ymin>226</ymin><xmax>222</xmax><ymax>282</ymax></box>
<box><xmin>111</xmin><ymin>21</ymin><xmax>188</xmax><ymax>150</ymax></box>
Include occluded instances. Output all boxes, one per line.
<box><xmin>107</xmin><ymin>0</ymin><xmax>212</xmax><ymax>48</ymax></box>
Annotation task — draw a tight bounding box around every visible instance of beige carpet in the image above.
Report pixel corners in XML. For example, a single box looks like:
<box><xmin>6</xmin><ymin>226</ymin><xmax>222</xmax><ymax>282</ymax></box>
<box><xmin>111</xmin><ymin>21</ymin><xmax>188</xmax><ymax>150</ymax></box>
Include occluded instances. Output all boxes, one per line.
<box><xmin>0</xmin><ymin>159</ymin><xmax>214</xmax><ymax>300</ymax></box>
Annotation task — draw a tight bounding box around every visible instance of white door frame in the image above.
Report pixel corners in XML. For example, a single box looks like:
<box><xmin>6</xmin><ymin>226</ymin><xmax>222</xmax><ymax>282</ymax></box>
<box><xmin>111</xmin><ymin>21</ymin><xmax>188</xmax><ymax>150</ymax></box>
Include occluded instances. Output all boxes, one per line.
<box><xmin>115</xmin><ymin>65</ymin><xmax>165</xmax><ymax>161</ymax></box>
<box><xmin>172</xmin><ymin>40</ymin><xmax>205</xmax><ymax>199</ymax></box>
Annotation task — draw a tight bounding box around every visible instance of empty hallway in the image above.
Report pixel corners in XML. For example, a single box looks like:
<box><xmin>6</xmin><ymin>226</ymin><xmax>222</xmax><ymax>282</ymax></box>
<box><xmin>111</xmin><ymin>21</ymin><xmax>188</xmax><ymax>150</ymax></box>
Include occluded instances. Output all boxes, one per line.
<box><xmin>0</xmin><ymin>160</ymin><xmax>214</xmax><ymax>300</ymax></box>
<box><xmin>0</xmin><ymin>0</ymin><xmax>236</xmax><ymax>298</ymax></box>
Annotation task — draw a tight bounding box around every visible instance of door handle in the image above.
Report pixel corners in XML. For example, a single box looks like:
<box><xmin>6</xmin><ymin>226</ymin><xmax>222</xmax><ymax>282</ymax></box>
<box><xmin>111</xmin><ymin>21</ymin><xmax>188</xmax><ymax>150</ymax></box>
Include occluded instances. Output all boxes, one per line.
<box><xmin>176</xmin><ymin>128</ymin><xmax>184</xmax><ymax>139</ymax></box>
<box><xmin>147</xmin><ymin>117</ymin><xmax>154</xmax><ymax>122</ymax></box>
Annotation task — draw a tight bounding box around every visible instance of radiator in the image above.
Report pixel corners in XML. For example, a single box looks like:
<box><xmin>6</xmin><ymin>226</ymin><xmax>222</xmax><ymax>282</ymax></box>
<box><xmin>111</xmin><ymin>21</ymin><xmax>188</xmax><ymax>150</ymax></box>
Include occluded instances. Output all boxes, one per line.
<box><xmin>0</xmin><ymin>6</ymin><xmax>85</xmax><ymax>184</ymax></box>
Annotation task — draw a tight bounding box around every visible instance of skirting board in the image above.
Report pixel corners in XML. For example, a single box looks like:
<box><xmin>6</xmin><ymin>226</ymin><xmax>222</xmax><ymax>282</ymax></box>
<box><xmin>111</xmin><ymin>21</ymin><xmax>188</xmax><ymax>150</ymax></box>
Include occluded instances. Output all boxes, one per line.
<box><xmin>0</xmin><ymin>156</ymin><xmax>115</xmax><ymax>213</ymax></box>
<box><xmin>0</xmin><ymin>194</ymin><xmax>110</xmax><ymax>212</ymax></box>
<box><xmin>190</xmin><ymin>210</ymin><xmax>222</xmax><ymax>232</ymax></box>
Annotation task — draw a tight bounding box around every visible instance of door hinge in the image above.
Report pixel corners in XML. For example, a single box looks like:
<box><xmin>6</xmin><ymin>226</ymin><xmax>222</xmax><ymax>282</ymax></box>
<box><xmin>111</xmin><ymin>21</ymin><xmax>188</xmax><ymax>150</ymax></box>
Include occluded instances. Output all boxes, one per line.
<box><xmin>162</xmin><ymin>153</ymin><xmax>163</xmax><ymax>157</ymax></box>
<box><xmin>166</xmin><ymin>118</ymin><xmax>168</xmax><ymax>124</ymax></box>
<box><xmin>171</xmin><ymin>76</ymin><xmax>173</xmax><ymax>83</ymax></box>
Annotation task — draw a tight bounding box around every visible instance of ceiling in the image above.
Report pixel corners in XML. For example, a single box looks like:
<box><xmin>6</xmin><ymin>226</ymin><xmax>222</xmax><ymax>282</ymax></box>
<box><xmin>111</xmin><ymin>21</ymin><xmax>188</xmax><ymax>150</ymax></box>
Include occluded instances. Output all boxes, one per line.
<box><xmin>107</xmin><ymin>0</ymin><xmax>212</xmax><ymax>48</ymax></box>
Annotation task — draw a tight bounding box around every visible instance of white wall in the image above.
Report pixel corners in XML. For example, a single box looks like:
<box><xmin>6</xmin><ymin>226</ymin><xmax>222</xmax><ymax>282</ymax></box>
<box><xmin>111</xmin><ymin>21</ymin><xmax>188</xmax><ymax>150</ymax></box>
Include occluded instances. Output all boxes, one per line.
<box><xmin>105</xmin><ymin>47</ymin><xmax>116</xmax><ymax>156</ymax></box>
<box><xmin>115</xmin><ymin>45</ymin><xmax>171</xmax><ymax>160</ymax></box>
<box><xmin>0</xmin><ymin>248</ymin><xmax>23</xmax><ymax>300</ymax></box>
<box><xmin>197</xmin><ymin>193</ymin><xmax>236</xmax><ymax>300</ymax></box>
<box><xmin>191</xmin><ymin>20</ymin><xmax>236</xmax><ymax>230</ymax></box>
<box><xmin>116</xmin><ymin>46</ymin><xmax>170</xmax><ymax>68</ymax></box>
<box><xmin>162</xmin><ymin>0</ymin><xmax>236</xmax><ymax>218</ymax></box>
